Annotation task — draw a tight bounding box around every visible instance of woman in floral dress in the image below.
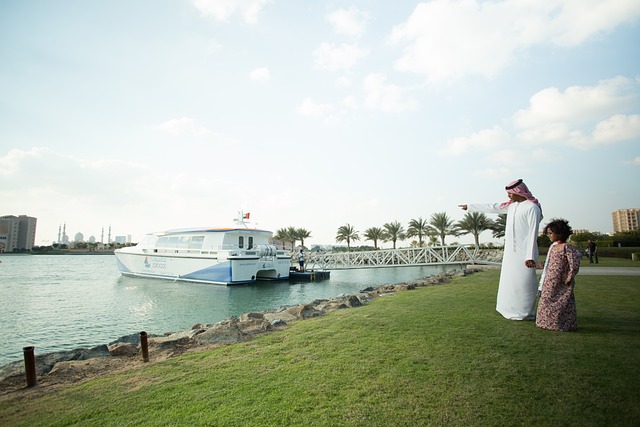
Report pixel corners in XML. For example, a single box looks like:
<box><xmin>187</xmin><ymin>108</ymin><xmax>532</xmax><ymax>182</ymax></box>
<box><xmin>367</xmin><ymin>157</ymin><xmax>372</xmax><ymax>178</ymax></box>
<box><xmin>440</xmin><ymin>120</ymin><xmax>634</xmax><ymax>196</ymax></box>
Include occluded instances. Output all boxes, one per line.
<box><xmin>536</xmin><ymin>219</ymin><xmax>582</xmax><ymax>332</ymax></box>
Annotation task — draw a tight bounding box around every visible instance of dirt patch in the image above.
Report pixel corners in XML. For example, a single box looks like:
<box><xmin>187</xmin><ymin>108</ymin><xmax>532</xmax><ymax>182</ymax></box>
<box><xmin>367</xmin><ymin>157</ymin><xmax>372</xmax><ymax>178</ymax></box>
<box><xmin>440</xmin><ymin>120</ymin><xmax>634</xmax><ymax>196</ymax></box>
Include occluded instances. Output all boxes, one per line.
<box><xmin>0</xmin><ymin>342</ymin><xmax>219</xmax><ymax>403</ymax></box>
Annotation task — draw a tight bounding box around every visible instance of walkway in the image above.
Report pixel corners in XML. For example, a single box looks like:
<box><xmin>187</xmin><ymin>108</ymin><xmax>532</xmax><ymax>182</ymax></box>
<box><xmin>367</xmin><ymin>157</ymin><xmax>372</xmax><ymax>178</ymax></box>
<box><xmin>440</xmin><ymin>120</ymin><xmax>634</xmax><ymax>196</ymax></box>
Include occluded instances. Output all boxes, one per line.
<box><xmin>577</xmin><ymin>267</ymin><xmax>640</xmax><ymax>276</ymax></box>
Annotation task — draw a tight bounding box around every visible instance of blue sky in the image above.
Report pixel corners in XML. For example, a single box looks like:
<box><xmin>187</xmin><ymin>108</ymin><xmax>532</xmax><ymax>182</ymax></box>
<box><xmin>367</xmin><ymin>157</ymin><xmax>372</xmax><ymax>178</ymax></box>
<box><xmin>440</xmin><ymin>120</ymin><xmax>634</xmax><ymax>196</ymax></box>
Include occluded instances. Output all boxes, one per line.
<box><xmin>1</xmin><ymin>0</ymin><xmax>639</xmax><ymax>247</ymax></box>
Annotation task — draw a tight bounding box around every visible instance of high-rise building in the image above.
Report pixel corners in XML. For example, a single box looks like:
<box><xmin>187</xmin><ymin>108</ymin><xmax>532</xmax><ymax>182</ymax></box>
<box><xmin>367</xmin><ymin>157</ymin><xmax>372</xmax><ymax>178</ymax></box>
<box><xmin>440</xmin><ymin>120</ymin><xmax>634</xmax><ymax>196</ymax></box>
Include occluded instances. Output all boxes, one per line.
<box><xmin>0</xmin><ymin>215</ymin><xmax>37</xmax><ymax>252</ymax></box>
<box><xmin>612</xmin><ymin>208</ymin><xmax>640</xmax><ymax>233</ymax></box>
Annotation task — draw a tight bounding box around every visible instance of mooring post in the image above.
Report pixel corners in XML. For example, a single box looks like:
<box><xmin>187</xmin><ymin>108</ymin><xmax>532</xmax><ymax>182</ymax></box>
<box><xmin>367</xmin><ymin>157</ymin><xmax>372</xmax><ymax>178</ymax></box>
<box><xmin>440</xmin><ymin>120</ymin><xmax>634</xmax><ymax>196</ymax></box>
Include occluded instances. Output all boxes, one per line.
<box><xmin>140</xmin><ymin>331</ymin><xmax>149</xmax><ymax>362</ymax></box>
<box><xmin>23</xmin><ymin>346</ymin><xmax>37</xmax><ymax>387</ymax></box>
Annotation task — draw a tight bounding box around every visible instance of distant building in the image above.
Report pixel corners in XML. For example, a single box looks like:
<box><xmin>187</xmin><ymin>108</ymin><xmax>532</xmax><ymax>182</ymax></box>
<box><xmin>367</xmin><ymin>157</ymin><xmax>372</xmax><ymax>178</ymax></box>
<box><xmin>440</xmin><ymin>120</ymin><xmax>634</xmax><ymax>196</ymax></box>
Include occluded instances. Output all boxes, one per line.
<box><xmin>74</xmin><ymin>232</ymin><xmax>84</xmax><ymax>242</ymax></box>
<box><xmin>0</xmin><ymin>215</ymin><xmax>37</xmax><ymax>252</ymax></box>
<box><xmin>612</xmin><ymin>208</ymin><xmax>640</xmax><ymax>233</ymax></box>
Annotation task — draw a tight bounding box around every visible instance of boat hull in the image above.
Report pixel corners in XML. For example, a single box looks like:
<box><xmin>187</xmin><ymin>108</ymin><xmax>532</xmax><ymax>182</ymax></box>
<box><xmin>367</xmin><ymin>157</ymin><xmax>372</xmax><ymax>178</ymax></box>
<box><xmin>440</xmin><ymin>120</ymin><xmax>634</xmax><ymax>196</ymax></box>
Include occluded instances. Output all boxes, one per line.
<box><xmin>115</xmin><ymin>251</ymin><xmax>290</xmax><ymax>285</ymax></box>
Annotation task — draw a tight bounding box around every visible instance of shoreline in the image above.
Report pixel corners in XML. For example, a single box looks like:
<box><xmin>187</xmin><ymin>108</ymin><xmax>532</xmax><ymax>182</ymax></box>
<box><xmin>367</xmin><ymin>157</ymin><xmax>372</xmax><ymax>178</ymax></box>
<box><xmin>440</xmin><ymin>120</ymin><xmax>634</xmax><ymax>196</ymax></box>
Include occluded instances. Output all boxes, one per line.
<box><xmin>0</xmin><ymin>266</ymin><xmax>492</xmax><ymax>396</ymax></box>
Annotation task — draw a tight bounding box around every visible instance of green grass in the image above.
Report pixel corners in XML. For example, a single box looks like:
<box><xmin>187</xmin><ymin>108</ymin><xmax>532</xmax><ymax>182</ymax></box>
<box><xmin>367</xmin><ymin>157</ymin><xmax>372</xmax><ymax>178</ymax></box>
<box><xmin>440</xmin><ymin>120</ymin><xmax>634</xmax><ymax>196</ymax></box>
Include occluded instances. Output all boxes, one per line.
<box><xmin>2</xmin><ymin>271</ymin><xmax>639</xmax><ymax>426</ymax></box>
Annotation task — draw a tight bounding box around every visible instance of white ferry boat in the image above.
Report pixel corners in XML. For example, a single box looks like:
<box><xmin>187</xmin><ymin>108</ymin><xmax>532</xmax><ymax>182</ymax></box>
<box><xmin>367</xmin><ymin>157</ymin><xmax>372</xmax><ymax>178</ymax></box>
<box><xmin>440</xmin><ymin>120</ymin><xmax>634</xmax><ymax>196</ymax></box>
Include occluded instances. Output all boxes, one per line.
<box><xmin>114</xmin><ymin>214</ymin><xmax>290</xmax><ymax>285</ymax></box>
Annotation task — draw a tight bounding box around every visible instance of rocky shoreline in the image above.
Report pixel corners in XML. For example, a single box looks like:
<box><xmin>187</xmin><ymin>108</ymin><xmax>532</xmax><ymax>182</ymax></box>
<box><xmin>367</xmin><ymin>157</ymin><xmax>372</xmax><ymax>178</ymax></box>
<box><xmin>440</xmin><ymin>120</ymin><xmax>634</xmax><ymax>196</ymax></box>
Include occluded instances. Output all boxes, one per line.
<box><xmin>0</xmin><ymin>266</ymin><xmax>494</xmax><ymax>396</ymax></box>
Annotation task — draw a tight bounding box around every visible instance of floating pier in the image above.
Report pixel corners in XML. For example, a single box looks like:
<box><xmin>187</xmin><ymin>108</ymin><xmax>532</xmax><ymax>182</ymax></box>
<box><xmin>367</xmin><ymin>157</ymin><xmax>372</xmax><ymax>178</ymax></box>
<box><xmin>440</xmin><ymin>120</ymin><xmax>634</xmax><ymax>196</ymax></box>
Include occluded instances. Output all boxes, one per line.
<box><xmin>288</xmin><ymin>270</ymin><xmax>330</xmax><ymax>282</ymax></box>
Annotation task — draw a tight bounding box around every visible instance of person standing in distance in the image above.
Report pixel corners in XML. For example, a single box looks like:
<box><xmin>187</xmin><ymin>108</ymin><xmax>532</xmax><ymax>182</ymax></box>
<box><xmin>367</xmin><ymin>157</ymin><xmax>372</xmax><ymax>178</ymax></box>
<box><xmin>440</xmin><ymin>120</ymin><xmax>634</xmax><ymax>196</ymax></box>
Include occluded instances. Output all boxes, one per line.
<box><xmin>459</xmin><ymin>179</ymin><xmax>543</xmax><ymax>320</ymax></box>
<box><xmin>587</xmin><ymin>239</ymin><xmax>599</xmax><ymax>264</ymax></box>
<box><xmin>298</xmin><ymin>249</ymin><xmax>305</xmax><ymax>272</ymax></box>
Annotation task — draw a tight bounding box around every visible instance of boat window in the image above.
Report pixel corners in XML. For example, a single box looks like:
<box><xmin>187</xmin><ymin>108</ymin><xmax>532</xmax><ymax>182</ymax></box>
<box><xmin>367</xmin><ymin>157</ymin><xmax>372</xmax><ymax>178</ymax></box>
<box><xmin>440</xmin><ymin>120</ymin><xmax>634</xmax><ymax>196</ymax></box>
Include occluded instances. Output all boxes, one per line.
<box><xmin>177</xmin><ymin>236</ymin><xmax>190</xmax><ymax>248</ymax></box>
<box><xmin>157</xmin><ymin>236</ymin><xmax>170</xmax><ymax>248</ymax></box>
<box><xmin>248</xmin><ymin>237</ymin><xmax>253</xmax><ymax>249</ymax></box>
<box><xmin>167</xmin><ymin>236</ymin><xmax>179</xmax><ymax>247</ymax></box>
<box><xmin>238</xmin><ymin>236</ymin><xmax>244</xmax><ymax>248</ymax></box>
<box><xmin>189</xmin><ymin>236</ymin><xmax>204</xmax><ymax>249</ymax></box>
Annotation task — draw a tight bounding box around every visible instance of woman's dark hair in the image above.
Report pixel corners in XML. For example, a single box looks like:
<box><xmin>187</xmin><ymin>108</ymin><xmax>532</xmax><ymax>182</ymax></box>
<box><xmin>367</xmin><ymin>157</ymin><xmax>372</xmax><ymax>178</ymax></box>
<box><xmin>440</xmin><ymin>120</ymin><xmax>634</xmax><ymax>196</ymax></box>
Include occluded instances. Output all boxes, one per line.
<box><xmin>543</xmin><ymin>218</ymin><xmax>573</xmax><ymax>242</ymax></box>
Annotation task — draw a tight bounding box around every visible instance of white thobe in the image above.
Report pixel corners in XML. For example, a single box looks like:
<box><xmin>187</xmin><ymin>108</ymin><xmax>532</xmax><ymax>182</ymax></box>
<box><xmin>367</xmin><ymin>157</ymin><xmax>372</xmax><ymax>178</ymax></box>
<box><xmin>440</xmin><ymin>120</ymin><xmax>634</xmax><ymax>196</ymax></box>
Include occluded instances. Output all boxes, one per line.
<box><xmin>468</xmin><ymin>201</ymin><xmax>542</xmax><ymax>320</ymax></box>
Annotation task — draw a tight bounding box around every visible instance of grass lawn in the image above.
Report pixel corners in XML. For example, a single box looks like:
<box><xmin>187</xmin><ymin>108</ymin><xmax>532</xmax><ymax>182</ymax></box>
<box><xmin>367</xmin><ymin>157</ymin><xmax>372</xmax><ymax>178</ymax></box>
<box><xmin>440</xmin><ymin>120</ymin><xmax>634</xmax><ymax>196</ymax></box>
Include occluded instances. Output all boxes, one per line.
<box><xmin>1</xmin><ymin>270</ymin><xmax>639</xmax><ymax>426</ymax></box>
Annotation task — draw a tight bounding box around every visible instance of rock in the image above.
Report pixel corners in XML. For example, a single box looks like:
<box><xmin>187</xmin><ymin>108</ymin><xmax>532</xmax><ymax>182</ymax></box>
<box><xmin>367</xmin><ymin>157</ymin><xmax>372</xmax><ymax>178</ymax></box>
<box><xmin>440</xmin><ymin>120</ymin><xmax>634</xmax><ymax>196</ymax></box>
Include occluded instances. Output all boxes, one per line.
<box><xmin>240</xmin><ymin>312</ymin><xmax>265</xmax><ymax>322</ymax></box>
<box><xmin>148</xmin><ymin>333</ymin><xmax>193</xmax><ymax>351</ymax></box>
<box><xmin>286</xmin><ymin>304</ymin><xmax>322</xmax><ymax>320</ymax></box>
<box><xmin>108</xmin><ymin>343</ymin><xmax>139</xmax><ymax>357</ymax></box>
<box><xmin>195</xmin><ymin>321</ymin><xmax>244</xmax><ymax>345</ymax></box>
<box><xmin>108</xmin><ymin>332</ymin><xmax>161</xmax><ymax>346</ymax></box>
<box><xmin>78</xmin><ymin>345</ymin><xmax>111</xmax><ymax>360</ymax></box>
<box><xmin>268</xmin><ymin>318</ymin><xmax>288</xmax><ymax>327</ymax></box>
<box><xmin>263</xmin><ymin>310</ymin><xmax>298</xmax><ymax>324</ymax></box>
<box><xmin>237</xmin><ymin>319</ymin><xmax>272</xmax><ymax>335</ymax></box>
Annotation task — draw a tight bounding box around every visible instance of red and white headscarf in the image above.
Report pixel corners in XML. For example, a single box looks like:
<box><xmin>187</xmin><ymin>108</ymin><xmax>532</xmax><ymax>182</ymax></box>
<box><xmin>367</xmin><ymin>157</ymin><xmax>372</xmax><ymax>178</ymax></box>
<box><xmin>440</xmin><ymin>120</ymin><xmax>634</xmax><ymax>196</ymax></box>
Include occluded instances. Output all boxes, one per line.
<box><xmin>500</xmin><ymin>179</ymin><xmax>543</xmax><ymax>217</ymax></box>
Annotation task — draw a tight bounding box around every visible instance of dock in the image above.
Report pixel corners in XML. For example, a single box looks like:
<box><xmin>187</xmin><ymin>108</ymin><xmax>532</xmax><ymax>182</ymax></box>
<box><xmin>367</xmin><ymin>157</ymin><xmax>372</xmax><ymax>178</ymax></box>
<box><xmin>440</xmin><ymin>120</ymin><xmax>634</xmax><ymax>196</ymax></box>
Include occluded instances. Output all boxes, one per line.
<box><xmin>288</xmin><ymin>270</ymin><xmax>330</xmax><ymax>281</ymax></box>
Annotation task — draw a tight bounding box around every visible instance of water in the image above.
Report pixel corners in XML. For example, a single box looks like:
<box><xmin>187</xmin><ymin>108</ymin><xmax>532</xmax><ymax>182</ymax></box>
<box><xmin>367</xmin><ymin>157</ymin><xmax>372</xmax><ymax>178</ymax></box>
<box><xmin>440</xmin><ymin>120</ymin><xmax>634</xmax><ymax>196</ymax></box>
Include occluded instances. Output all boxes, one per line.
<box><xmin>0</xmin><ymin>254</ymin><xmax>455</xmax><ymax>366</ymax></box>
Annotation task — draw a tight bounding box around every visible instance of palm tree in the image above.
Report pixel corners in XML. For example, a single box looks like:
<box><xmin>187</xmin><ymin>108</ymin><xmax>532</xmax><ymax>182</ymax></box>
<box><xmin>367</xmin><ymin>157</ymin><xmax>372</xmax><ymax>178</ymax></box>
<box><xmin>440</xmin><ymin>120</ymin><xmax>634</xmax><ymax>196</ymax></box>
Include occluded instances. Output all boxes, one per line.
<box><xmin>295</xmin><ymin>228</ymin><xmax>312</xmax><ymax>248</ymax></box>
<box><xmin>427</xmin><ymin>212</ymin><xmax>458</xmax><ymax>246</ymax></box>
<box><xmin>428</xmin><ymin>234</ymin><xmax>439</xmax><ymax>247</ymax></box>
<box><xmin>491</xmin><ymin>214</ymin><xmax>507</xmax><ymax>239</ymax></box>
<box><xmin>383</xmin><ymin>221</ymin><xmax>406</xmax><ymax>249</ymax></box>
<box><xmin>406</xmin><ymin>217</ymin><xmax>429</xmax><ymax>247</ymax></box>
<box><xmin>286</xmin><ymin>226</ymin><xmax>298</xmax><ymax>249</ymax></box>
<box><xmin>273</xmin><ymin>228</ymin><xmax>288</xmax><ymax>249</ymax></box>
<box><xmin>336</xmin><ymin>223</ymin><xmax>359</xmax><ymax>252</ymax></box>
<box><xmin>364</xmin><ymin>227</ymin><xmax>385</xmax><ymax>249</ymax></box>
<box><xmin>456</xmin><ymin>212</ymin><xmax>494</xmax><ymax>248</ymax></box>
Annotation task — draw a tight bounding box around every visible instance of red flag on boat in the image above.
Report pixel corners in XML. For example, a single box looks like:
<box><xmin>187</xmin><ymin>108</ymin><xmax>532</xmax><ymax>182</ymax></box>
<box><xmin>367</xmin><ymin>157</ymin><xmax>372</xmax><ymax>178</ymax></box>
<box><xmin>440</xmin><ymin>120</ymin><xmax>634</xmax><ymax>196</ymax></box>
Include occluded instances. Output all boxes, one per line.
<box><xmin>243</xmin><ymin>212</ymin><xmax>250</xmax><ymax>219</ymax></box>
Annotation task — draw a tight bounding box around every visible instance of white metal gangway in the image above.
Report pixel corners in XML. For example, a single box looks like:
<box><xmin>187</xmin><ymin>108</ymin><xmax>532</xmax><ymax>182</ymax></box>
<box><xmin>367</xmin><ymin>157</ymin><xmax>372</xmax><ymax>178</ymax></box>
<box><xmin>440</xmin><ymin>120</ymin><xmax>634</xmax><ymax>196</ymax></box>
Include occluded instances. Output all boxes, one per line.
<box><xmin>303</xmin><ymin>245</ymin><xmax>499</xmax><ymax>270</ymax></box>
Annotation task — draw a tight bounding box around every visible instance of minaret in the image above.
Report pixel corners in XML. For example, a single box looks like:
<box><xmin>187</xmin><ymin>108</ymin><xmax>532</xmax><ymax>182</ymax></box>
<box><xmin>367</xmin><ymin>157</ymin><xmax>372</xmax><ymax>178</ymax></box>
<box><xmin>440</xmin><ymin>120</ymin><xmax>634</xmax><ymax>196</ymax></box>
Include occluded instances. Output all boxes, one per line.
<box><xmin>108</xmin><ymin>225</ymin><xmax>111</xmax><ymax>244</ymax></box>
<box><xmin>101</xmin><ymin>227</ymin><xmax>104</xmax><ymax>244</ymax></box>
<box><xmin>57</xmin><ymin>225</ymin><xmax>62</xmax><ymax>244</ymax></box>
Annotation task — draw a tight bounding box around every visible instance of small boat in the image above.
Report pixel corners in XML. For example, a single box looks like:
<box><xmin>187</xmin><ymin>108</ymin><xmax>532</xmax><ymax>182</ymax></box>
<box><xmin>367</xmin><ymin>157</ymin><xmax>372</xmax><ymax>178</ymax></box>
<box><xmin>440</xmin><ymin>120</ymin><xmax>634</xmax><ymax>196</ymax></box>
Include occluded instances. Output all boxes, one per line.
<box><xmin>114</xmin><ymin>213</ymin><xmax>290</xmax><ymax>285</ymax></box>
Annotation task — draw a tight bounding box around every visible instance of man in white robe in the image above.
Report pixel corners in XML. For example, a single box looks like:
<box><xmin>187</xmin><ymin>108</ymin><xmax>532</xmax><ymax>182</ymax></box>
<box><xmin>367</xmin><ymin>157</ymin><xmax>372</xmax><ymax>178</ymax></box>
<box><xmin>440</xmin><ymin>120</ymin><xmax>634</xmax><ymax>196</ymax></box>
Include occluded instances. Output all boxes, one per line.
<box><xmin>460</xmin><ymin>179</ymin><xmax>542</xmax><ymax>320</ymax></box>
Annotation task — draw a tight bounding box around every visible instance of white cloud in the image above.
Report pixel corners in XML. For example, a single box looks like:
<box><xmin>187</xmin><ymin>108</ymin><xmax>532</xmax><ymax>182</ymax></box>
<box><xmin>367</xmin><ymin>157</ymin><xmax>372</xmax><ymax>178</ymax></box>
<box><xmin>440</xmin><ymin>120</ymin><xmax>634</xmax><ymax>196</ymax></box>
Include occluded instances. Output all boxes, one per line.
<box><xmin>389</xmin><ymin>0</ymin><xmax>640</xmax><ymax>82</ymax></box>
<box><xmin>336</xmin><ymin>76</ymin><xmax>352</xmax><ymax>87</ymax></box>
<box><xmin>445</xmin><ymin>76</ymin><xmax>640</xmax><ymax>156</ymax></box>
<box><xmin>190</xmin><ymin>0</ymin><xmax>271</xmax><ymax>24</ymax></box>
<box><xmin>0</xmin><ymin>148</ymin><xmax>149</xmax><ymax>207</ymax></box>
<box><xmin>362</xmin><ymin>73</ymin><xmax>418</xmax><ymax>113</ymax></box>
<box><xmin>250</xmin><ymin>67</ymin><xmax>271</xmax><ymax>82</ymax></box>
<box><xmin>327</xmin><ymin>7</ymin><xmax>369</xmax><ymax>38</ymax></box>
<box><xmin>514</xmin><ymin>77</ymin><xmax>638</xmax><ymax>129</ymax></box>
<box><xmin>441</xmin><ymin>126</ymin><xmax>511</xmax><ymax>155</ymax></box>
<box><xmin>313</xmin><ymin>42</ymin><xmax>369</xmax><ymax>72</ymax></box>
<box><xmin>157</xmin><ymin>117</ymin><xmax>215</xmax><ymax>138</ymax></box>
<box><xmin>628</xmin><ymin>156</ymin><xmax>640</xmax><ymax>166</ymax></box>
<box><xmin>473</xmin><ymin>167</ymin><xmax>512</xmax><ymax>179</ymax></box>
<box><xmin>296</xmin><ymin>98</ymin><xmax>335</xmax><ymax>118</ymax></box>
<box><xmin>592</xmin><ymin>114</ymin><xmax>640</xmax><ymax>144</ymax></box>
<box><xmin>343</xmin><ymin>95</ymin><xmax>358</xmax><ymax>109</ymax></box>
<box><xmin>513</xmin><ymin>77</ymin><xmax>640</xmax><ymax>148</ymax></box>
<box><xmin>0</xmin><ymin>147</ymin><xmax>255</xmax><ymax>244</ymax></box>
<box><xmin>155</xmin><ymin>117</ymin><xmax>237</xmax><ymax>146</ymax></box>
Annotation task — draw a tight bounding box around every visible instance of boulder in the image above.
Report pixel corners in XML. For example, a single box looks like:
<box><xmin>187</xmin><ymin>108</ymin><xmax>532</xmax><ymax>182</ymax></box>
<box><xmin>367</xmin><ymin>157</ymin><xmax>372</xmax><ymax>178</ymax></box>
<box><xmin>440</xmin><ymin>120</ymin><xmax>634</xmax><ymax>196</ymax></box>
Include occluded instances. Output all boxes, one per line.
<box><xmin>195</xmin><ymin>321</ymin><xmax>244</xmax><ymax>345</ymax></box>
<box><xmin>286</xmin><ymin>304</ymin><xmax>322</xmax><ymax>320</ymax></box>
<box><xmin>263</xmin><ymin>311</ymin><xmax>298</xmax><ymax>324</ymax></box>
<box><xmin>108</xmin><ymin>343</ymin><xmax>139</xmax><ymax>357</ymax></box>
<box><xmin>237</xmin><ymin>319</ymin><xmax>272</xmax><ymax>335</ymax></box>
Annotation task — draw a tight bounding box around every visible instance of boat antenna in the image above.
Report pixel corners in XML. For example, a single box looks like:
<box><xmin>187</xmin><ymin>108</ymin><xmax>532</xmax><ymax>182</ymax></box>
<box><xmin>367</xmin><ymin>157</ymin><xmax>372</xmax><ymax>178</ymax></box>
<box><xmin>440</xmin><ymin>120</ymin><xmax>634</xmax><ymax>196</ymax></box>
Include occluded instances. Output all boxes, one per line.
<box><xmin>234</xmin><ymin>211</ymin><xmax>251</xmax><ymax>228</ymax></box>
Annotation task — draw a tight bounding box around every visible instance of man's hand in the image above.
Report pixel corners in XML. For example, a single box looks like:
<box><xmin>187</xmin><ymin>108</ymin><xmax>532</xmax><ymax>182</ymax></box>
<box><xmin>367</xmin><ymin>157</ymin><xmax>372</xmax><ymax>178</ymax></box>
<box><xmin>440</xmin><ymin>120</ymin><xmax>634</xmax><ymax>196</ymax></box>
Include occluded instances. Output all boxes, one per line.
<box><xmin>525</xmin><ymin>259</ymin><xmax>536</xmax><ymax>268</ymax></box>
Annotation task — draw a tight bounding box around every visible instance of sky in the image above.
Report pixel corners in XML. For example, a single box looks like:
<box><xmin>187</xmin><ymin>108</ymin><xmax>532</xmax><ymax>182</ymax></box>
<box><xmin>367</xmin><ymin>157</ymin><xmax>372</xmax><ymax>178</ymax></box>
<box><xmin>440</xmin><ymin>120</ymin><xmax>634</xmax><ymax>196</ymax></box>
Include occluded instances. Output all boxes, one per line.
<box><xmin>1</xmin><ymin>0</ymin><xmax>639</xmax><ymax>248</ymax></box>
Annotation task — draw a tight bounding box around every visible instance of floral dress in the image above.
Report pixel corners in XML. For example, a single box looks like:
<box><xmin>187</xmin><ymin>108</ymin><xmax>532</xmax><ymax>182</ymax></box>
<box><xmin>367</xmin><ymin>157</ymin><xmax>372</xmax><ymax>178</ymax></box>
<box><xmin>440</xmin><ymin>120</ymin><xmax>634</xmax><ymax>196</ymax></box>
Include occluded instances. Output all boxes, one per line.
<box><xmin>536</xmin><ymin>243</ymin><xmax>581</xmax><ymax>331</ymax></box>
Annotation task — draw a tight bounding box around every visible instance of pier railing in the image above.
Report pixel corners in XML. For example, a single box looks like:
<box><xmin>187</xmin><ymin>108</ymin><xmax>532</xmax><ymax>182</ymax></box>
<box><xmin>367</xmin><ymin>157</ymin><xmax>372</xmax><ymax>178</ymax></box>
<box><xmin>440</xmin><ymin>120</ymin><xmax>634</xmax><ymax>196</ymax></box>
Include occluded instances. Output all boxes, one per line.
<box><xmin>302</xmin><ymin>245</ymin><xmax>499</xmax><ymax>270</ymax></box>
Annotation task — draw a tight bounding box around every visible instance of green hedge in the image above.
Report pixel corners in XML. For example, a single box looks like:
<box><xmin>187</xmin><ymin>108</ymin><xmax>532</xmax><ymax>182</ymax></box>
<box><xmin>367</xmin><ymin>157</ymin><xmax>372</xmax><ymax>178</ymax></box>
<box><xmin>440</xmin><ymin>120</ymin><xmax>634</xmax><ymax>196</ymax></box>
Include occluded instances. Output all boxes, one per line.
<box><xmin>540</xmin><ymin>246</ymin><xmax>640</xmax><ymax>259</ymax></box>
